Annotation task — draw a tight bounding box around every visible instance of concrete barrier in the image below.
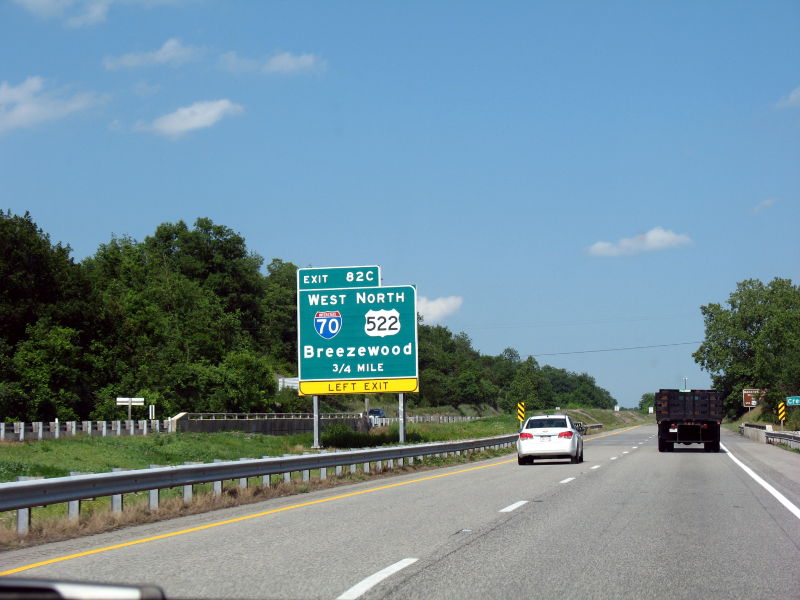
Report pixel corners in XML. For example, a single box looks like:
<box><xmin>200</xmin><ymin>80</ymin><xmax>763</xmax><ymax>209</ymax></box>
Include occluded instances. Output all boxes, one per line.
<box><xmin>740</xmin><ymin>422</ymin><xmax>774</xmax><ymax>443</ymax></box>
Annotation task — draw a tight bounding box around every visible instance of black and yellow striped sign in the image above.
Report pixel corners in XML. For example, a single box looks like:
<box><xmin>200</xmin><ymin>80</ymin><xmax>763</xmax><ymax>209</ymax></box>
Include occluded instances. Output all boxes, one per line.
<box><xmin>516</xmin><ymin>402</ymin><xmax>525</xmax><ymax>422</ymax></box>
<box><xmin>777</xmin><ymin>402</ymin><xmax>787</xmax><ymax>422</ymax></box>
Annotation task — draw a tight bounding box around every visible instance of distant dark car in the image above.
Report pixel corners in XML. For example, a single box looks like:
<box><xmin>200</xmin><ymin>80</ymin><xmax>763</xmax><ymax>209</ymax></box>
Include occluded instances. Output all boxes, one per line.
<box><xmin>367</xmin><ymin>408</ymin><xmax>386</xmax><ymax>418</ymax></box>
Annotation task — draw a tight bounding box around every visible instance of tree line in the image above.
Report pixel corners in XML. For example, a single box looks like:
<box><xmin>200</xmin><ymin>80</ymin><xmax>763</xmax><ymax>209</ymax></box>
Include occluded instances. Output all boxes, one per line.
<box><xmin>0</xmin><ymin>211</ymin><xmax>616</xmax><ymax>422</ymax></box>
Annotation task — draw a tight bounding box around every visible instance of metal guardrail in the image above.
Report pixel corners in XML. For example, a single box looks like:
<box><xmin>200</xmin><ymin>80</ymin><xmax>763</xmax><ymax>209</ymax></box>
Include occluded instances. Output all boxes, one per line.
<box><xmin>742</xmin><ymin>422</ymin><xmax>770</xmax><ymax>431</ymax></box>
<box><xmin>0</xmin><ymin>434</ymin><xmax>517</xmax><ymax>515</ymax></box>
<box><xmin>581</xmin><ymin>423</ymin><xmax>603</xmax><ymax>432</ymax></box>
<box><xmin>186</xmin><ymin>413</ymin><xmax>361</xmax><ymax>420</ymax></box>
<box><xmin>370</xmin><ymin>415</ymin><xmax>480</xmax><ymax>427</ymax></box>
<box><xmin>765</xmin><ymin>431</ymin><xmax>800</xmax><ymax>450</ymax></box>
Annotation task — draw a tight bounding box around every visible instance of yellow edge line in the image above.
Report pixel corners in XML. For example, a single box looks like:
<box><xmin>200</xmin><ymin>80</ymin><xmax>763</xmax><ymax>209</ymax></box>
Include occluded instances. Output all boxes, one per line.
<box><xmin>1</xmin><ymin>425</ymin><xmax>640</xmax><ymax>576</ymax></box>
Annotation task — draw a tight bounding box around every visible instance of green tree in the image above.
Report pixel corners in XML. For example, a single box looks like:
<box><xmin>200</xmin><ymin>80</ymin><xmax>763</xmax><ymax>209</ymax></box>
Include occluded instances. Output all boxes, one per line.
<box><xmin>9</xmin><ymin>320</ymin><xmax>88</xmax><ymax>421</ymax></box>
<box><xmin>639</xmin><ymin>392</ymin><xmax>655</xmax><ymax>413</ymax></box>
<box><xmin>504</xmin><ymin>356</ymin><xmax>552</xmax><ymax>414</ymax></box>
<box><xmin>261</xmin><ymin>258</ymin><xmax>299</xmax><ymax>371</ymax></box>
<box><xmin>0</xmin><ymin>211</ymin><xmax>95</xmax><ymax>346</ymax></box>
<box><xmin>0</xmin><ymin>211</ymin><xmax>99</xmax><ymax>420</ymax></box>
<box><xmin>143</xmin><ymin>218</ymin><xmax>267</xmax><ymax>347</ymax></box>
<box><xmin>540</xmin><ymin>365</ymin><xmax>616</xmax><ymax>409</ymax></box>
<box><xmin>693</xmin><ymin>278</ymin><xmax>800</xmax><ymax>417</ymax></box>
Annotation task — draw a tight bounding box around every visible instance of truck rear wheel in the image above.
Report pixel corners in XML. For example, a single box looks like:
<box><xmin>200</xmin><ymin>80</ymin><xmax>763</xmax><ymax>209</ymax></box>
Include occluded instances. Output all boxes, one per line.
<box><xmin>704</xmin><ymin>441</ymin><xmax>720</xmax><ymax>453</ymax></box>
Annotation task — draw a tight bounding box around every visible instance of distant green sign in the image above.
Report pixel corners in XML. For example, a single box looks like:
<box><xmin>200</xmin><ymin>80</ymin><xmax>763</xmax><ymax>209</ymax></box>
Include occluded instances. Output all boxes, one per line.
<box><xmin>297</xmin><ymin>265</ymin><xmax>381</xmax><ymax>290</ymax></box>
<box><xmin>787</xmin><ymin>396</ymin><xmax>800</xmax><ymax>406</ymax></box>
<box><xmin>297</xmin><ymin>284</ymin><xmax>418</xmax><ymax>396</ymax></box>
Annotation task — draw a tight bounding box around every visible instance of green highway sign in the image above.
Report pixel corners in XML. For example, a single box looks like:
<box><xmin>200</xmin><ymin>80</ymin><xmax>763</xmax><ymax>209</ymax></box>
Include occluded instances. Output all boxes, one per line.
<box><xmin>297</xmin><ymin>265</ymin><xmax>381</xmax><ymax>290</ymax></box>
<box><xmin>297</xmin><ymin>284</ymin><xmax>418</xmax><ymax>396</ymax></box>
<box><xmin>787</xmin><ymin>396</ymin><xmax>800</xmax><ymax>406</ymax></box>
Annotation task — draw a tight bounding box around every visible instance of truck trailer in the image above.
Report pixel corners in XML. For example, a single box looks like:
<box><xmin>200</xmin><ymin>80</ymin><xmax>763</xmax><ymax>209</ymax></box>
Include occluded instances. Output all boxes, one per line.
<box><xmin>656</xmin><ymin>389</ymin><xmax>722</xmax><ymax>452</ymax></box>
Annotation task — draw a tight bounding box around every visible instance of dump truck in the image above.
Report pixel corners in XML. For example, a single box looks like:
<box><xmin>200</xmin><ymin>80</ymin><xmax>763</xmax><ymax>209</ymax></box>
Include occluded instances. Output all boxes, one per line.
<box><xmin>656</xmin><ymin>389</ymin><xmax>722</xmax><ymax>452</ymax></box>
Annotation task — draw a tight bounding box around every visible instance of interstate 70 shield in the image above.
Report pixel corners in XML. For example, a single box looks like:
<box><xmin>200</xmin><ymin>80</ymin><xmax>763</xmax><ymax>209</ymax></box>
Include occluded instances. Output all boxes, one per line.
<box><xmin>313</xmin><ymin>311</ymin><xmax>342</xmax><ymax>340</ymax></box>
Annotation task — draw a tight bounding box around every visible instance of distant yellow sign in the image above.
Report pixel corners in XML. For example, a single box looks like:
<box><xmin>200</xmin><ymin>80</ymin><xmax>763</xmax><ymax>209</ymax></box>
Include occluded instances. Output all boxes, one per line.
<box><xmin>299</xmin><ymin>378</ymin><xmax>419</xmax><ymax>396</ymax></box>
<box><xmin>517</xmin><ymin>402</ymin><xmax>525</xmax><ymax>422</ymax></box>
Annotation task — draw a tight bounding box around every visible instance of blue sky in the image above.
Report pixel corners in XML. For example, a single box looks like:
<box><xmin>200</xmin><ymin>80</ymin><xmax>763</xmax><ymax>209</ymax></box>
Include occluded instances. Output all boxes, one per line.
<box><xmin>2</xmin><ymin>0</ymin><xmax>798</xmax><ymax>407</ymax></box>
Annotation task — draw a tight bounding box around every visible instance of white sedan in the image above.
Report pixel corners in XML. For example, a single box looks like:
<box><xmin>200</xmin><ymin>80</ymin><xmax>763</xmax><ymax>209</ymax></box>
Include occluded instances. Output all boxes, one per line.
<box><xmin>517</xmin><ymin>415</ymin><xmax>584</xmax><ymax>465</ymax></box>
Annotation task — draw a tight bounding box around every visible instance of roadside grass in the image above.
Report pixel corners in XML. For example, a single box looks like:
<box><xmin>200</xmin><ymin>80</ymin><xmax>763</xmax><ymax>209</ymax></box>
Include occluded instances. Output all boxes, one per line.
<box><xmin>0</xmin><ymin>432</ymin><xmax>314</xmax><ymax>483</ymax></box>
<box><xmin>722</xmin><ymin>406</ymin><xmax>765</xmax><ymax>433</ymax></box>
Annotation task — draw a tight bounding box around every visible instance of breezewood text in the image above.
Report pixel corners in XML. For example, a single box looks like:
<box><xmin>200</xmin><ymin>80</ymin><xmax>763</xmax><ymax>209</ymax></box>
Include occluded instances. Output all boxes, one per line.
<box><xmin>303</xmin><ymin>343</ymin><xmax>414</xmax><ymax>359</ymax></box>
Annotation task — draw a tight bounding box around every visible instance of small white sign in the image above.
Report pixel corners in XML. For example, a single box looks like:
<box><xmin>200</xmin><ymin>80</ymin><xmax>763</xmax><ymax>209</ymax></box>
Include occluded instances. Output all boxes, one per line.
<box><xmin>116</xmin><ymin>397</ymin><xmax>144</xmax><ymax>406</ymax></box>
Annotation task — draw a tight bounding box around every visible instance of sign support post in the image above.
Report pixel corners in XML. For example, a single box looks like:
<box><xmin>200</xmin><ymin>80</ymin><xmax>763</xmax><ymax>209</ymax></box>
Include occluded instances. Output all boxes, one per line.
<box><xmin>398</xmin><ymin>393</ymin><xmax>406</xmax><ymax>443</ymax></box>
<box><xmin>312</xmin><ymin>396</ymin><xmax>321</xmax><ymax>449</ymax></box>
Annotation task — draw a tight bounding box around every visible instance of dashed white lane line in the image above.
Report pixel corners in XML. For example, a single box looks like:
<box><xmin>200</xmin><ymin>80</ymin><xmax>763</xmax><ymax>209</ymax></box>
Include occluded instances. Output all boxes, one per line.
<box><xmin>622</xmin><ymin>451</ymin><xmax>629</xmax><ymax>455</ymax></box>
<box><xmin>499</xmin><ymin>500</ymin><xmax>529</xmax><ymax>513</ymax></box>
<box><xmin>591</xmin><ymin>465</ymin><xmax>601</xmax><ymax>470</ymax></box>
<box><xmin>337</xmin><ymin>558</ymin><xmax>418</xmax><ymax>600</ymax></box>
<box><xmin>610</xmin><ymin>456</ymin><xmax>618</xmax><ymax>460</ymax></box>
<box><xmin>721</xmin><ymin>443</ymin><xmax>800</xmax><ymax>521</ymax></box>
<box><xmin>560</xmin><ymin>477</ymin><xmax>575</xmax><ymax>484</ymax></box>
<box><xmin>632</xmin><ymin>446</ymin><xmax>639</xmax><ymax>449</ymax></box>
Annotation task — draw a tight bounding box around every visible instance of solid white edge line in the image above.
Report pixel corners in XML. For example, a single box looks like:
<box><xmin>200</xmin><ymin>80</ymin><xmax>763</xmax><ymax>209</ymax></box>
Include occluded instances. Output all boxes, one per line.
<box><xmin>720</xmin><ymin>443</ymin><xmax>800</xmax><ymax>521</ymax></box>
<box><xmin>499</xmin><ymin>500</ymin><xmax>529</xmax><ymax>513</ymax></box>
<box><xmin>337</xmin><ymin>558</ymin><xmax>418</xmax><ymax>600</ymax></box>
<box><xmin>560</xmin><ymin>477</ymin><xmax>575</xmax><ymax>484</ymax></box>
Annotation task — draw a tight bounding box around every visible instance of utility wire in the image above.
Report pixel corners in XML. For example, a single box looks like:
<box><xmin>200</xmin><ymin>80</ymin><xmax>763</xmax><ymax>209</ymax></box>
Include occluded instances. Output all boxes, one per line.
<box><xmin>531</xmin><ymin>341</ymin><xmax>702</xmax><ymax>357</ymax></box>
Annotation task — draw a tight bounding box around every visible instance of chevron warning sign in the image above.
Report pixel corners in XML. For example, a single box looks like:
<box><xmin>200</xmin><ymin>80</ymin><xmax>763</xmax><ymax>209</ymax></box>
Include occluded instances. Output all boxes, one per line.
<box><xmin>517</xmin><ymin>402</ymin><xmax>525</xmax><ymax>422</ymax></box>
<box><xmin>777</xmin><ymin>402</ymin><xmax>787</xmax><ymax>422</ymax></box>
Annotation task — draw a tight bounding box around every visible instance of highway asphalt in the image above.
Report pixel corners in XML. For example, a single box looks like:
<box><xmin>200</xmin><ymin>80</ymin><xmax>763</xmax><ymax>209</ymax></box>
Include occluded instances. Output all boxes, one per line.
<box><xmin>1</xmin><ymin>425</ymin><xmax>798</xmax><ymax>599</ymax></box>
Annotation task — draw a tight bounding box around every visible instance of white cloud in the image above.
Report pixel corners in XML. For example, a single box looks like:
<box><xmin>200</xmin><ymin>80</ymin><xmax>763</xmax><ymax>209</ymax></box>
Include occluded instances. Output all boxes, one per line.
<box><xmin>65</xmin><ymin>0</ymin><xmax>109</xmax><ymax>27</ymax></box>
<box><xmin>218</xmin><ymin>51</ymin><xmax>261</xmax><ymax>73</ymax></box>
<box><xmin>14</xmin><ymin>0</ymin><xmax>179</xmax><ymax>27</ymax></box>
<box><xmin>753</xmin><ymin>198</ymin><xmax>777</xmax><ymax>214</ymax></box>
<box><xmin>218</xmin><ymin>50</ymin><xmax>325</xmax><ymax>74</ymax></box>
<box><xmin>263</xmin><ymin>52</ymin><xmax>323</xmax><ymax>73</ymax></box>
<box><xmin>12</xmin><ymin>0</ymin><xmax>71</xmax><ymax>18</ymax></box>
<box><xmin>0</xmin><ymin>76</ymin><xmax>100</xmax><ymax>134</ymax></box>
<box><xmin>588</xmin><ymin>226</ymin><xmax>692</xmax><ymax>257</ymax></box>
<box><xmin>776</xmin><ymin>86</ymin><xmax>800</xmax><ymax>109</ymax></box>
<box><xmin>140</xmin><ymin>99</ymin><xmax>244</xmax><ymax>139</ymax></box>
<box><xmin>103</xmin><ymin>38</ymin><xmax>201</xmax><ymax>70</ymax></box>
<box><xmin>418</xmin><ymin>296</ymin><xmax>463</xmax><ymax>324</ymax></box>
